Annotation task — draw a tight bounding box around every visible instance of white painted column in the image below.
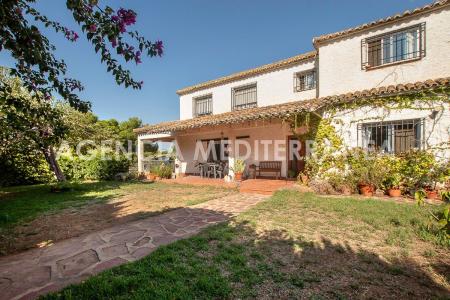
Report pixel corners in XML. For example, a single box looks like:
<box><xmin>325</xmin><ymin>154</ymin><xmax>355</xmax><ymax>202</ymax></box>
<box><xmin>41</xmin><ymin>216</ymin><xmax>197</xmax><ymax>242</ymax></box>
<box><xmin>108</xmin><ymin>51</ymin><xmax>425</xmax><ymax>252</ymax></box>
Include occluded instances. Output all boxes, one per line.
<box><xmin>137</xmin><ymin>136</ymin><xmax>144</xmax><ymax>173</ymax></box>
<box><xmin>227</xmin><ymin>131</ymin><xmax>236</xmax><ymax>181</ymax></box>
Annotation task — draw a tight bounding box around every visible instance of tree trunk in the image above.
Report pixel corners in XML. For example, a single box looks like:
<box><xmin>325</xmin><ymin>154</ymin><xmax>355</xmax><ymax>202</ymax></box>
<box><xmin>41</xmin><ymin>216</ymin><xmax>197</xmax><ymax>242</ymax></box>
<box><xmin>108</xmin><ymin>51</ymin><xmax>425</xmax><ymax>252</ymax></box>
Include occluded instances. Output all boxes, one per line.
<box><xmin>42</xmin><ymin>145</ymin><xmax>66</xmax><ymax>182</ymax></box>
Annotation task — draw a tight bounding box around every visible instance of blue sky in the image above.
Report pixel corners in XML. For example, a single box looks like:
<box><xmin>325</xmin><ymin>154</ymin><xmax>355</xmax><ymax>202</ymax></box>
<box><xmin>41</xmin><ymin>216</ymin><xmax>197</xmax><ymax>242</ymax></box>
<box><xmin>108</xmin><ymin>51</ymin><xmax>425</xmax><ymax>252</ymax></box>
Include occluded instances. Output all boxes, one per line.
<box><xmin>1</xmin><ymin>0</ymin><xmax>431</xmax><ymax>125</ymax></box>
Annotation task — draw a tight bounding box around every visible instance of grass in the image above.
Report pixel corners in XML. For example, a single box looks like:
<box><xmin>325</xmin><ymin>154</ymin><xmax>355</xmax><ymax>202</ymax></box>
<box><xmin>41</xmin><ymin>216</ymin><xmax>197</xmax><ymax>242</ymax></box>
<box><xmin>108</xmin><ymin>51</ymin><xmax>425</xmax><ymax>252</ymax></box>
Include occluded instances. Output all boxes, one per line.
<box><xmin>0</xmin><ymin>181</ymin><xmax>236</xmax><ymax>255</ymax></box>
<box><xmin>43</xmin><ymin>190</ymin><xmax>450</xmax><ymax>299</ymax></box>
<box><xmin>0</xmin><ymin>181</ymin><xmax>127</xmax><ymax>228</ymax></box>
<box><xmin>0</xmin><ymin>181</ymin><xmax>233</xmax><ymax>229</ymax></box>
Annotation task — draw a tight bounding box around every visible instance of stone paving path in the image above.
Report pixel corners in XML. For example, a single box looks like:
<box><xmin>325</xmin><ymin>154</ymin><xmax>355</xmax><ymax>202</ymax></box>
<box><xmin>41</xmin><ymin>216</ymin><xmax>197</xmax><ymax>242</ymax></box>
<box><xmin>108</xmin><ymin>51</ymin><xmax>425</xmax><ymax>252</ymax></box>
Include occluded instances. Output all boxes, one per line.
<box><xmin>0</xmin><ymin>193</ymin><xmax>266</xmax><ymax>300</ymax></box>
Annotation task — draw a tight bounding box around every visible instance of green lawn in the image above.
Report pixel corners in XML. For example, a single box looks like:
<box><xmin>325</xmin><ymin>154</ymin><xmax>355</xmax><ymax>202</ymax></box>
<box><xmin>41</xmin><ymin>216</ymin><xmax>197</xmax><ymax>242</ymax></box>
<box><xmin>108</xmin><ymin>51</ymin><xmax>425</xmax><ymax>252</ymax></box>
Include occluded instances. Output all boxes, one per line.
<box><xmin>0</xmin><ymin>181</ymin><xmax>236</xmax><ymax>255</ymax></box>
<box><xmin>0</xmin><ymin>181</ymin><xmax>234</xmax><ymax>229</ymax></box>
<box><xmin>0</xmin><ymin>181</ymin><xmax>130</xmax><ymax>228</ymax></box>
<box><xmin>43</xmin><ymin>190</ymin><xmax>450</xmax><ymax>299</ymax></box>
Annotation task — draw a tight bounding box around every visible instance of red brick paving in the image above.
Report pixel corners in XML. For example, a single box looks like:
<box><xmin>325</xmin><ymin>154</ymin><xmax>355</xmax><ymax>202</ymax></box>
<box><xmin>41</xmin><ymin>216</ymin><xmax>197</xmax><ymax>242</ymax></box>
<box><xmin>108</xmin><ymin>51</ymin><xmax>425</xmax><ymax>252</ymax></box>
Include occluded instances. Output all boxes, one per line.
<box><xmin>162</xmin><ymin>176</ymin><xmax>294</xmax><ymax>195</ymax></box>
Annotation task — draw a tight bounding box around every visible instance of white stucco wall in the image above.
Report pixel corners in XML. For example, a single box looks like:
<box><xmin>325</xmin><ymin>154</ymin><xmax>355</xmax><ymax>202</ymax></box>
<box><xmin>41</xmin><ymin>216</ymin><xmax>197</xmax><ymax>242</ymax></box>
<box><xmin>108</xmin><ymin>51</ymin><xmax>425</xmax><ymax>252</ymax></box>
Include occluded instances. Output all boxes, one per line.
<box><xmin>179</xmin><ymin>59</ymin><xmax>317</xmax><ymax>120</ymax></box>
<box><xmin>174</xmin><ymin>121</ymin><xmax>293</xmax><ymax>177</ymax></box>
<box><xmin>330</xmin><ymin>102</ymin><xmax>450</xmax><ymax>159</ymax></box>
<box><xmin>317</xmin><ymin>7</ymin><xmax>450</xmax><ymax>97</ymax></box>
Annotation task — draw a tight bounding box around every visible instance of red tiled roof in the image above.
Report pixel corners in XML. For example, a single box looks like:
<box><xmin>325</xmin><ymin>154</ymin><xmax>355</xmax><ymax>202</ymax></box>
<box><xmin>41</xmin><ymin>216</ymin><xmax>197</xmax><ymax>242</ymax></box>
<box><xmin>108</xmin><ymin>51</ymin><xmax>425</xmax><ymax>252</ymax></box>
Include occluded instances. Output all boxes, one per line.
<box><xmin>176</xmin><ymin>51</ymin><xmax>317</xmax><ymax>96</ymax></box>
<box><xmin>313</xmin><ymin>0</ymin><xmax>449</xmax><ymax>45</ymax></box>
<box><xmin>135</xmin><ymin>77</ymin><xmax>450</xmax><ymax>135</ymax></box>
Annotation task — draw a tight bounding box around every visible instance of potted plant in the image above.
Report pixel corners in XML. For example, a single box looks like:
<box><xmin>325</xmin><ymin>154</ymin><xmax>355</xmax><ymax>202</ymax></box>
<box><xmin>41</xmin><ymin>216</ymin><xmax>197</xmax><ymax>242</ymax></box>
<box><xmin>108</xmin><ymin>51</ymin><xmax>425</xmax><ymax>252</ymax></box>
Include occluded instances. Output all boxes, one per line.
<box><xmin>288</xmin><ymin>169</ymin><xmax>297</xmax><ymax>179</ymax></box>
<box><xmin>339</xmin><ymin>184</ymin><xmax>352</xmax><ymax>195</ymax></box>
<box><xmin>231</xmin><ymin>159</ymin><xmax>246</xmax><ymax>181</ymax></box>
<box><xmin>425</xmin><ymin>189</ymin><xmax>439</xmax><ymax>200</ymax></box>
<box><xmin>298</xmin><ymin>172</ymin><xmax>309</xmax><ymax>185</ymax></box>
<box><xmin>326</xmin><ymin>171</ymin><xmax>352</xmax><ymax>195</ymax></box>
<box><xmin>351</xmin><ymin>152</ymin><xmax>387</xmax><ymax>197</ymax></box>
<box><xmin>384</xmin><ymin>173</ymin><xmax>402</xmax><ymax>197</ymax></box>
<box><xmin>147</xmin><ymin>165</ymin><xmax>159</xmax><ymax>181</ymax></box>
<box><xmin>421</xmin><ymin>162</ymin><xmax>448</xmax><ymax>199</ymax></box>
<box><xmin>352</xmin><ymin>164</ymin><xmax>374</xmax><ymax>196</ymax></box>
<box><xmin>358</xmin><ymin>182</ymin><xmax>374</xmax><ymax>196</ymax></box>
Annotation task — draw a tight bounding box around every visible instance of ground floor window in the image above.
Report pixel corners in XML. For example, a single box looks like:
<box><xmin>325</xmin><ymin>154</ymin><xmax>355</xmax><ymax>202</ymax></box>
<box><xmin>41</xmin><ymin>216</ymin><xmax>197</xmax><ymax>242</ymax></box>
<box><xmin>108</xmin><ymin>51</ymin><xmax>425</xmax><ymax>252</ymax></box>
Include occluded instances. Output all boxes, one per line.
<box><xmin>358</xmin><ymin>119</ymin><xmax>424</xmax><ymax>154</ymax></box>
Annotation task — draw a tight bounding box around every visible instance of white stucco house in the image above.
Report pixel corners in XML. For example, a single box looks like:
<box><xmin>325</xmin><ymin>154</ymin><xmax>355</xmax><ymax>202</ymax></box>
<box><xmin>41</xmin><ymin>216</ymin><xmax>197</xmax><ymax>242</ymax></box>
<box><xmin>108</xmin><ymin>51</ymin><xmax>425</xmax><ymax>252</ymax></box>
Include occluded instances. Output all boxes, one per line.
<box><xmin>135</xmin><ymin>0</ymin><xmax>450</xmax><ymax>179</ymax></box>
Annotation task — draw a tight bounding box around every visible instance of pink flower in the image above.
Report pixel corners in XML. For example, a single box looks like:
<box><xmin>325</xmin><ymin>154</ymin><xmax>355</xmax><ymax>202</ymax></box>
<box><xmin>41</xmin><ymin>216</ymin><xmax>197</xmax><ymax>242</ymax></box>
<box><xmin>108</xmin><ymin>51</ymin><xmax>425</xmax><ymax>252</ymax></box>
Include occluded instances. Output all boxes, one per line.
<box><xmin>88</xmin><ymin>24</ymin><xmax>97</xmax><ymax>32</ymax></box>
<box><xmin>64</xmin><ymin>29</ymin><xmax>79</xmax><ymax>42</ymax></box>
<box><xmin>112</xmin><ymin>8</ymin><xmax>136</xmax><ymax>33</ymax></box>
<box><xmin>135</xmin><ymin>51</ymin><xmax>141</xmax><ymax>64</ymax></box>
<box><xmin>154</xmin><ymin>40</ymin><xmax>163</xmax><ymax>56</ymax></box>
<box><xmin>109</xmin><ymin>37</ymin><xmax>117</xmax><ymax>48</ymax></box>
<box><xmin>117</xmin><ymin>8</ymin><xmax>136</xmax><ymax>26</ymax></box>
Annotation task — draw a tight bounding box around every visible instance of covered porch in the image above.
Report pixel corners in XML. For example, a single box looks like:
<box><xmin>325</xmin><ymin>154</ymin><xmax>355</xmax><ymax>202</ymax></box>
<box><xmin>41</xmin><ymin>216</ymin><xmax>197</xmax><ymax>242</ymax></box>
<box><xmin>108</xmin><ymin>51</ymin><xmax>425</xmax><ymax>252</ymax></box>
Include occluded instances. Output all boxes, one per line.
<box><xmin>137</xmin><ymin>119</ymin><xmax>305</xmax><ymax>180</ymax></box>
<box><xmin>134</xmin><ymin>98</ymin><xmax>323</xmax><ymax>181</ymax></box>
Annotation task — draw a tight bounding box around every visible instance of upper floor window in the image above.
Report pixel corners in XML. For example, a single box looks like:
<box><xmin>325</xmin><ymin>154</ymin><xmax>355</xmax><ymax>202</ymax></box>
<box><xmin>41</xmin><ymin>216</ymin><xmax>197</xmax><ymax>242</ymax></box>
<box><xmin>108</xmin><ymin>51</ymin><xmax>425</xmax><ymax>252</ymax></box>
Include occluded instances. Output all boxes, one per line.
<box><xmin>294</xmin><ymin>70</ymin><xmax>316</xmax><ymax>92</ymax></box>
<box><xmin>193</xmin><ymin>94</ymin><xmax>212</xmax><ymax>117</ymax></box>
<box><xmin>232</xmin><ymin>83</ymin><xmax>257</xmax><ymax>110</ymax></box>
<box><xmin>361</xmin><ymin>23</ymin><xmax>425</xmax><ymax>70</ymax></box>
<box><xmin>358</xmin><ymin>119</ymin><xmax>424</xmax><ymax>154</ymax></box>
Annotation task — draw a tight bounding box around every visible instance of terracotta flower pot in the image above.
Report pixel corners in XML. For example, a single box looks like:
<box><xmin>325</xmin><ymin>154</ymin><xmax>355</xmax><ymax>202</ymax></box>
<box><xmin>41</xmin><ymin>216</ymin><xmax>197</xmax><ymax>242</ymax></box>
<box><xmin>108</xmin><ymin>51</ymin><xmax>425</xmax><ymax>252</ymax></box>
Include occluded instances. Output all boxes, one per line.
<box><xmin>426</xmin><ymin>190</ymin><xmax>438</xmax><ymax>199</ymax></box>
<box><xmin>300</xmin><ymin>175</ymin><xmax>309</xmax><ymax>185</ymax></box>
<box><xmin>146</xmin><ymin>173</ymin><xmax>156</xmax><ymax>181</ymax></box>
<box><xmin>358</xmin><ymin>184</ymin><xmax>374</xmax><ymax>197</ymax></box>
<box><xmin>388</xmin><ymin>188</ymin><xmax>401</xmax><ymax>197</ymax></box>
<box><xmin>340</xmin><ymin>186</ymin><xmax>352</xmax><ymax>195</ymax></box>
<box><xmin>235</xmin><ymin>172</ymin><xmax>243</xmax><ymax>181</ymax></box>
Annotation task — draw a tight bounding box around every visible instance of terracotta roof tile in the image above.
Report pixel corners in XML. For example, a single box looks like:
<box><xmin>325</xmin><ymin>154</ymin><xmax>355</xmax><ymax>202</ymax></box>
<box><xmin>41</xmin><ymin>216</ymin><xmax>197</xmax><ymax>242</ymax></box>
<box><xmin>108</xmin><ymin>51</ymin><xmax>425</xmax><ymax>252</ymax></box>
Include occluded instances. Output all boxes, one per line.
<box><xmin>176</xmin><ymin>51</ymin><xmax>317</xmax><ymax>96</ymax></box>
<box><xmin>313</xmin><ymin>0</ymin><xmax>449</xmax><ymax>45</ymax></box>
<box><xmin>134</xmin><ymin>77</ymin><xmax>450</xmax><ymax>135</ymax></box>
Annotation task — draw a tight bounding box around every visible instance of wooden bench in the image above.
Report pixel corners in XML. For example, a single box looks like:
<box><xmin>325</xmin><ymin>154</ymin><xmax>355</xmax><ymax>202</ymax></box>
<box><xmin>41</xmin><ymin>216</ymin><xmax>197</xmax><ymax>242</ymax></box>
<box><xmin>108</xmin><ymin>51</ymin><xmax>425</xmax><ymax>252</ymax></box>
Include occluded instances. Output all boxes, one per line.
<box><xmin>257</xmin><ymin>161</ymin><xmax>282</xmax><ymax>179</ymax></box>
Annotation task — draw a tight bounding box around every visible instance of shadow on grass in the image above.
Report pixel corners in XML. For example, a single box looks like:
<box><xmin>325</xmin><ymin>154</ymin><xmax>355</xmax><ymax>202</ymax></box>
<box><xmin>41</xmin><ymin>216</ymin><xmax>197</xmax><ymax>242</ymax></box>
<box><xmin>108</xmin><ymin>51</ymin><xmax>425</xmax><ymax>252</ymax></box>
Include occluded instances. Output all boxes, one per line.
<box><xmin>0</xmin><ymin>180</ymin><xmax>235</xmax><ymax>256</ymax></box>
<box><xmin>0</xmin><ymin>181</ymin><xmax>148</xmax><ymax>227</ymax></box>
<box><xmin>0</xmin><ymin>181</ymin><xmax>187</xmax><ymax>255</ymax></box>
<box><xmin>41</xmin><ymin>216</ymin><xmax>449</xmax><ymax>299</ymax></box>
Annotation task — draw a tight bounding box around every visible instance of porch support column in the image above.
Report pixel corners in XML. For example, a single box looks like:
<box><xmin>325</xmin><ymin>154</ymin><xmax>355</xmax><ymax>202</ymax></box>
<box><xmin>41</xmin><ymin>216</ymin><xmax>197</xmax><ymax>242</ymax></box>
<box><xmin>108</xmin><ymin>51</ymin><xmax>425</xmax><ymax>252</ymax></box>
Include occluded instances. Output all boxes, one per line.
<box><xmin>137</xmin><ymin>135</ymin><xmax>144</xmax><ymax>173</ymax></box>
<box><xmin>174</xmin><ymin>136</ymin><xmax>181</xmax><ymax>177</ymax></box>
<box><xmin>228</xmin><ymin>155</ymin><xmax>235</xmax><ymax>180</ymax></box>
<box><xmin>227</xmin><ymin>133</ymin><xmax>236</xmax><ymax>181</ymax></box>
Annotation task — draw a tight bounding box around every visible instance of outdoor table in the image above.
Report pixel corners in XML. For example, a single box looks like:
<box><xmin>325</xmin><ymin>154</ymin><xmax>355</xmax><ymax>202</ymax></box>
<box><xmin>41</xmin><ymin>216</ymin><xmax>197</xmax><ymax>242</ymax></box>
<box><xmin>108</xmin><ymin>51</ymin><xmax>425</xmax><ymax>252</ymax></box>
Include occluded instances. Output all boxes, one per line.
<box><xmin>207</xmin><ymin>162</ymin><xmax>220</xmax><ymax>178</ymax></box>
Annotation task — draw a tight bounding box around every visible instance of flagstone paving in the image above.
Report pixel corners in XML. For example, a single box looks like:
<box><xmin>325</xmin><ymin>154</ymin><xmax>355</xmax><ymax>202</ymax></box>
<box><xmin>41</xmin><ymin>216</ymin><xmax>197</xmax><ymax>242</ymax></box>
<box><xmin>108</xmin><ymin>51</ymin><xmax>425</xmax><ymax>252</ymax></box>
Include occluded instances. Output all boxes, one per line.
<box><xmin>0</xmin><ymin>193</ymin><xmax>266</xmax><ymax>300</ymax></box>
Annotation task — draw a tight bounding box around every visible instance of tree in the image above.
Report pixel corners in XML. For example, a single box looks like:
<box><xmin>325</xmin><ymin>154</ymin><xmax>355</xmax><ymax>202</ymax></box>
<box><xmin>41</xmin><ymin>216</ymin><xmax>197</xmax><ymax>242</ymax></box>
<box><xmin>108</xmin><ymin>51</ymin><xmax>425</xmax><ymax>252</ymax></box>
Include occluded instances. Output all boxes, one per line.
<box><xmin>0</xmin><ymin>0</ymin><xmax>163</xmax><ymax>181</ymax></box>
<box><xmin>0</xmin><ymin>69</ymin><xmax>67</xmax><ymax>182</ymax></box>
<box><xmin>60</xmin><ymin>107</ymin><xmax>143</xmax><ymax>151</ymax></box>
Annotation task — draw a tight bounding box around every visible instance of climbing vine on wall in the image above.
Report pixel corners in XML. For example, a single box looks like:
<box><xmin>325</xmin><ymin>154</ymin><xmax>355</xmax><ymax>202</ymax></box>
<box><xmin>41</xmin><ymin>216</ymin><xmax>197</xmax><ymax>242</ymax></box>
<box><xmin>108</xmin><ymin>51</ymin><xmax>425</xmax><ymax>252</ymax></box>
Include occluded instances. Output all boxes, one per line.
<box><xmin>283</xmin><ymin>89</ymin><xmax>450</xmax><ymax>180</ymax></box>
<box><xmin>285</xmin><ymin>88</ymin><xmax>450</xmax><ymax>155</ymax></box>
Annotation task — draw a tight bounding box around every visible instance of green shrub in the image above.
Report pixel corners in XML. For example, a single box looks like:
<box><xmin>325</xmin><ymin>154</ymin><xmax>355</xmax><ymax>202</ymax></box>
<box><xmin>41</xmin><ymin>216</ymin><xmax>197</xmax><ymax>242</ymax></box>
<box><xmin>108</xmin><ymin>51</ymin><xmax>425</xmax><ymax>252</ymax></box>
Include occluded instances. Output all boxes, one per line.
<box><xmin>231</xmin><ymin>159</ymin><xmax>246</xmax><ymax>173</ymax></box>
<box><xmin>305</xmin><ymin>148</ymin><xmax>448</xmax><ymax>194</ymax></box>
<box><xmin>152</xmin><ymin>163</ymin><xmax>173</xmax><ymax>179</ymax></box>
<box><xmin>58</xmin><ymin>151</ymin><xmax>130</xmax><ymax>181</ymax></box>
<box><xmin>401</xmin><ymin>150</ymin><xmax>437</xmax><ymax>190</ymax></box>
<box><xmin>0</xmin><ymin>149</ymin><xmax>54</xmax><ymax>187</ymax></box>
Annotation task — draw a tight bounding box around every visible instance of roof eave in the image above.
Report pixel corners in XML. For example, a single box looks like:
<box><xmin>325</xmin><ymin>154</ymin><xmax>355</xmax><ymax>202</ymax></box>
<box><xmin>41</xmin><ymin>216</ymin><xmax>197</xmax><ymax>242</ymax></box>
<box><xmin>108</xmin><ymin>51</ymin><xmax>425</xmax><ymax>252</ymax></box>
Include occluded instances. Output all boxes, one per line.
<box><xmin>136</xmin><ymin>77</ymin><xmax>450</xmax><ymax>135</ymax></box>
<box><xmin>176</xmin><ymin>51</ymin><xmax>317</xmax><ymax>96</ymax></box>
<box><xmin>313</xmin><ymin>0</ymin><xmax>450</xmax><ymax>46</ymax></box>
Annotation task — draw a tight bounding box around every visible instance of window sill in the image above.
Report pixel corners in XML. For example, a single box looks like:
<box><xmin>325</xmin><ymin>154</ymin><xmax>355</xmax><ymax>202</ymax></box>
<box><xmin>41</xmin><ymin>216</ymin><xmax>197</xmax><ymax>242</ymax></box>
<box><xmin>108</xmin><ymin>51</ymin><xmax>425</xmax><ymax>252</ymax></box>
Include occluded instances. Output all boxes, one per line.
<box><xmin>363</xmin><ymin>57</ymin><xmax>422</xmax><ymax>71</ymax></box>
<box><xmin>294</xmin><ymin>86</ymin><xmax>316</xmax><ymax>93</ymax></box>
<box><xmin>194</xmin><ymin>113</ymin><xmax>212</xmax><ymax>118</ymax></box>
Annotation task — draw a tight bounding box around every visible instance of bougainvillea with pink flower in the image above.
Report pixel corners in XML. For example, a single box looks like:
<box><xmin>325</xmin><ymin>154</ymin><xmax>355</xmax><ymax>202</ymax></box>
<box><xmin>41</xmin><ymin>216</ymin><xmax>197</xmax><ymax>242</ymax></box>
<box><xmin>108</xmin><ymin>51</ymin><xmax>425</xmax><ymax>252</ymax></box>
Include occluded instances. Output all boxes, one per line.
<box><xmin>0</xmin><ymin>0</ymin><xmax>164</xmax><ymax>181</ymax></box>
<box><xmin>0</xmin><ymin>0</ymin><xmax>164</xmax><ymax>112</ymax></box>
